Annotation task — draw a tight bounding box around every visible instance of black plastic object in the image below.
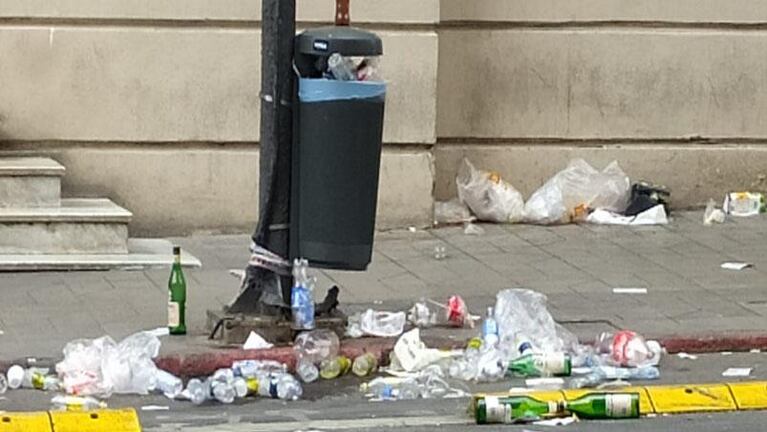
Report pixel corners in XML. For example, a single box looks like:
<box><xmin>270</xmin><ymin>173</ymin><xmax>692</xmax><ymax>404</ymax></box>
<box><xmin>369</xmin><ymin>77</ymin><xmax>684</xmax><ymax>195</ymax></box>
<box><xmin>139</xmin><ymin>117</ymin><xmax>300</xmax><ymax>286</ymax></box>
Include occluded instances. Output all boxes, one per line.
<box><xmin>291</xmin><ymin>27</ymin><xmax>385</xmax><ymax>271</ymax></box>
<box><xmin>625</xmin><ymin>182</ymin><xmax>670</xmax><ymax>216</ymax></box>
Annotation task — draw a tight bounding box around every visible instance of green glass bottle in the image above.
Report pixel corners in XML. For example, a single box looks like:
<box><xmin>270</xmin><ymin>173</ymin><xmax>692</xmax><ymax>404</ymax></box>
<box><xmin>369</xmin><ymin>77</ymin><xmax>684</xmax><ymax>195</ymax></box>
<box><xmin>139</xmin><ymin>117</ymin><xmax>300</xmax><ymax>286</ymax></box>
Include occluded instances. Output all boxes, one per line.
<box><xmin>474</xmin><ymin>395</ymin><xmax>564</xmax><ymax>424</ymax></box>
<box><xmin>168</xmin><ymin>246</ymin><xmax>187</xmax><ymax>335</ymax></box>
<box><xmin>506</xmin><ymin>352</ymin><xmax>572</xmax><ymax>377</ymax></box>
<box><xmin>564</xmin><ymin>393</ymin><xmax>640</xmax><ymax>419</ymax></box>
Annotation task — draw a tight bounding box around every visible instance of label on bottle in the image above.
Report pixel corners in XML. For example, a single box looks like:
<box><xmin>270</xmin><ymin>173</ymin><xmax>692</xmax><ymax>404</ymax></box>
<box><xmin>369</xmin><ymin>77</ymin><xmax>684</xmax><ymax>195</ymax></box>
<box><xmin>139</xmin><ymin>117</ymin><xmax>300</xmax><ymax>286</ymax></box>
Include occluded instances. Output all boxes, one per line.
<box><xmin>605</xmin><ymin>394</ymin><xmax>634</xmax><ymax>418</ymax></box>
<box><xmin>168</xmin><ymin>301</ymin><xmax>180</xmax><ymax>327</ymax></box>
<box><xmin>484</xmin><ymin>396</ymin><xmax>513</xmax><ymax>423</ymax></box>
<box><xmin>534</xmin><ymin>353</ymin><xmax>566</xmax><ymax>374</ymax></box>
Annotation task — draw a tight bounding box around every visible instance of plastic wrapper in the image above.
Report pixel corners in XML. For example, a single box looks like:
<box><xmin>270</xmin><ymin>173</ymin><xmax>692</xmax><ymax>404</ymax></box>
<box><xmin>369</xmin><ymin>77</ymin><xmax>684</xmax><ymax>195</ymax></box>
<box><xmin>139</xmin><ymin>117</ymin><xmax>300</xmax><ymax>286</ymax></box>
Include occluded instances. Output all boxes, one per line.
<box><xmin>359</xmin><ymin>309</ymin><xmax>406</xmax><ymax>337</ymax></box>
<box><xmin>704</xmin><ymin>199</ymin><xmax>726</xmax><ymax>225</ymax></box>
<box><xmin>55</xmin><ymin>331</ymin><xmax>162</xmax><ymax>397</ymax></box>
<box><xmin>596</xmin><ymin>331</ymin><xmax>661</xmax><ymax>367</ymax></box>
<box><xmin>524</xmin><ymin>159</ymin><xmax>630</xmax><ymax>225</ymax></box>
<box><xmin>494</xmin><ymin>289</ymin><xmax>578</xmax><ymax>356</ymax></box>
<box><xmin>456</xmin><ymin>158</ymin><xmax>525</xmax><ymax>223</ymax></box>
<box><xmin>434</xmin><ymin>199</ymin><xmax>474</xmax><ymax>224</ymax></box>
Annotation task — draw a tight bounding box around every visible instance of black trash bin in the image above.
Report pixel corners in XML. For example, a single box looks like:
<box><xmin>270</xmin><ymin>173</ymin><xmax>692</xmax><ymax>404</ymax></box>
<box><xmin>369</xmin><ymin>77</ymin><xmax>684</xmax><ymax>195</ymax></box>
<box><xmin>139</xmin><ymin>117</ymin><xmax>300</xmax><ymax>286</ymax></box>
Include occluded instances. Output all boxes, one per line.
<box><xmin>290</xmin><ymin>27</ymin><xmax>385</xmax><ymax>271</ymax></box>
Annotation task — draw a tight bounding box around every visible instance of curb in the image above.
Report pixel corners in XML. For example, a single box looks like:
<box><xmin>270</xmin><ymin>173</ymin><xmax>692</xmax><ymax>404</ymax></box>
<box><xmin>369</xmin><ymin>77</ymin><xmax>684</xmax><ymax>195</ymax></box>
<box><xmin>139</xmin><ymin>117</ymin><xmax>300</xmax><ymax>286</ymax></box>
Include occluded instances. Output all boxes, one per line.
<box><xmin>473</xmin><ymin>381</ymin><xmax>767</xmax><ymax>416</ymax></box>
<box><xmin>0</xmin><ymin>409</ymin><xmax>140</xmax><ymax>432</ymax></box>
<box><xmin>155</xmin><ymin>332</ymin><xmax>767</xmax><ymax>378</ymax></box>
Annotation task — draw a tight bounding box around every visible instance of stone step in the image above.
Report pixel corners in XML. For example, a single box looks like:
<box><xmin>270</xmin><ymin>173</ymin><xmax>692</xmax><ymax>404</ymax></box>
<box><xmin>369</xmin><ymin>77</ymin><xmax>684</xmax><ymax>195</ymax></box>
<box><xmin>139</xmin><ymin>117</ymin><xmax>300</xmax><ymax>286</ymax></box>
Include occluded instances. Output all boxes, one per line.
<box><xmin>0</xmin><ymin>198</ymin><xmax>131</xmax><ymax>254</ymax></box>
<box><xmin>0</xmin><ymin>157</ymin><xmax>65</xmax><ymax>208</ymax></box>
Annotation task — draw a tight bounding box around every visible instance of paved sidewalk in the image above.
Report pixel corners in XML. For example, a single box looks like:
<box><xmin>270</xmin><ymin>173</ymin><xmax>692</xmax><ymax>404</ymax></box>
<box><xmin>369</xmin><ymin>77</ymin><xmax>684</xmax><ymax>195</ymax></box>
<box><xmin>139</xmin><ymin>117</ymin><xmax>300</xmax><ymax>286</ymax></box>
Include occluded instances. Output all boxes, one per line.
<box><xmin>1</xmin><ymin>210</ymin><xmax>767</xmax><ymax>359</ymax></box>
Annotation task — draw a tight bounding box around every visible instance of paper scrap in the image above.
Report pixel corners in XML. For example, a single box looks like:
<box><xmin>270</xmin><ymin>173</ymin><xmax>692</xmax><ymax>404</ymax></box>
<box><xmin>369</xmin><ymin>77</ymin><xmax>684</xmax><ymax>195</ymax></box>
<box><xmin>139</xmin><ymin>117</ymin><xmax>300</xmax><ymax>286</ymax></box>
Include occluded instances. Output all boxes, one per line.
<box><xmin>721</xmin><ymin>262</ymin><xmax>753</xmax><ymax>270</ymax></box>
<box><xmin>722</xmin><ymin>367</ymin><xmax>752</xmax><ymax>377</ymax></box>
<box><xmin>243</xmin><ymin>331</ymin><xmax>274</xmax><ymax>350</ymax></box>
<box><xmin>525</xmin><ymin>377</ymin><xmax>565</xmax><ymax>390</ymax></box>
<box><xmin>534</xmin><ymin>415</ymin><xmax>578</xmax><ymax>426</ymax></box>
<box><xmin>750</xmin><ymin>349</ymin><xmax>761</xmax><ymax>353</ymax></box>
<box><xmin>721</xmin><ymin>351</ymin><xmax>733</xmax><ymax>356</ymax></box>
<box><xmin>677</xmin><ymin>352</ymin><xmax>698</xmax><ymax>360</ymax></box>
<box><xmin>612</xmin><ymin>288</ymin><xmax>648</xmax><ymax>294</ymax></box>
<box><xmin>141</xmin><ymin>405</ymin><xmax>170</xmax><ymax>411</ymax></box>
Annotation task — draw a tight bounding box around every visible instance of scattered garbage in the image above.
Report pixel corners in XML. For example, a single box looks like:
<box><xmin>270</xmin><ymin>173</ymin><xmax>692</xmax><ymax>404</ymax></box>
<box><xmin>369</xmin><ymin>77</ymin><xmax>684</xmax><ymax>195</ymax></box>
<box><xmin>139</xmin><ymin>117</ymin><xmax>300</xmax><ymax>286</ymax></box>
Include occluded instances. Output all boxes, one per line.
<box><xmin>243</xmin><ymin>331</ymin><xmax>274</xmax><ymax>350</ymax></box>
<box><xmin>291</xmin><ymin>258</ymin><xmax>316</xmax><ymax>330</ymax></box>
<box><xmin>722</xmin><ymin>367</ymin><xmax>752</xmax><ymax>377</ymax></box>
<box><xmin>612</xmin><ymin>288</ymin><xmax>648</xmax><ymax>294</ymax></box>
<box><xmin>51</xmin><ymin>395</ymin><xmax>107</xmax><ymax>411</ymax></box>
<box><xmin>392</xmin><ymin>329</ymin><xmax>461</xmax><ymax>372</ymax></box>
<box><xmin>463</xmin><ymin>222</ymin><xmax>486</xmax><ymax>236</ymax></box>
<box><xmin>586</xmin><ymin>204</ymin><xmax>668</xmax><ymax>226</ymax></box>
<box><xmin>704</xmin><ymin>199</ymin><xmax>726</xmax><ymax>225</ymax></box>
<box><xmin>359</xmin><ymin>309</ymin><xmax>406</xmax><ymax>337</ymax></box>
<box><xmin>433</xmin><ymin>245</ymin><xmax>447</xmax><ymax>260</ymax></box>
<box><xmin>320</xmin><ymin>356</ymin><xmax>351</xmax><ymax>379</ymax></box>
<box><xmin>534</xmin><ymin>415</ymin><xmax>578</xmax><ymax>426</ymax></box>
<box><xmin>625</xmin><ymin>182</ymin><xmax>670</xmax><ymax>216</ymax></box>
<box><xmin>677</xmin><ymin>352</ymin><xmax>698</xmax><ymax>360</ymax></box>
<box><xmin>407</xmin><ymin>296</ymin><xmax>478</xmax><ymax>329</ymax></box>
<box><xmin>595</xmin><ymin>331</ymin><xmax>661</xmax><ymax>368</ymax></box>
<box><xmin>434</xmin><ymin>199</ymin><xmax>474</xmax><ymax>225</ymax></box>
<box><xmin>294</xmin><ymin>330</ymin><xmax>340</xmax><ymax>383</ymax></box>
<box><xmin>570</xmin><ymin>366</ymin><xmax>659</xmax><ymax>389</ymax></box>
<box><xmin>721</xmin><ymin>262</ymin><xmax>752</xmax><ymax>270</ymax></box>
<box><xmin>456</xmin><ymin>158</ymin><xmax>525</xmax><ymax>223</ymax></box>
<box><xmin>325</xmin><ymin>53</ymin><xmax>381</xmax><ymax>82</ymax></box>
<box><xmin>723</xmin><ymin>192</ymin><xmax>766</xmax><ymax>217</ymax></box>
<box><xmin>523</xmin><ymin>159</ymin><xmax>630</xmax><ymax>225</ymax></box>
<box><xmin>361</xmin><ymin>365</ymin><xmax>467</xmax><ymax>401</ymax></box>
<box><xmin>352</xmin><ymin>353</ymin><xmax>378</xmax><ymax>377</ymax></box>
<box><xmin>474</xmin><ymin>392</ymin><xmax>639</xmax><ymax>424</ymax></box>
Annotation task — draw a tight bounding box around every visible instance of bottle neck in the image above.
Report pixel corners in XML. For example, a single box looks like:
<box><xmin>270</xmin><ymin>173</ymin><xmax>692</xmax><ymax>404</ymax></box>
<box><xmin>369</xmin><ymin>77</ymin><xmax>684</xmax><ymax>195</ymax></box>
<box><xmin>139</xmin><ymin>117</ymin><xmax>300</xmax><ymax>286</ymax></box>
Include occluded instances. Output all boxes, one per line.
<box><xmin>173</xmin><ymin>253</ymin><xmax>181</xmax><ymax>266</ymax></box>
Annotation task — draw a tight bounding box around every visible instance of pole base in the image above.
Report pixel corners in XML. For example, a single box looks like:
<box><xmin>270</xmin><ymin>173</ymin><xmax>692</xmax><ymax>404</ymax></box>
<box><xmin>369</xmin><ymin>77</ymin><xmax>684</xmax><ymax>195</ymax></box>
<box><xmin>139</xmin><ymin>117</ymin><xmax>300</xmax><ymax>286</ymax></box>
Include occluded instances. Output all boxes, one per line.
<box><xmin>206</xmin><ymin>308</ymin><xmax>347</xmax><ymax>345</ymax></box>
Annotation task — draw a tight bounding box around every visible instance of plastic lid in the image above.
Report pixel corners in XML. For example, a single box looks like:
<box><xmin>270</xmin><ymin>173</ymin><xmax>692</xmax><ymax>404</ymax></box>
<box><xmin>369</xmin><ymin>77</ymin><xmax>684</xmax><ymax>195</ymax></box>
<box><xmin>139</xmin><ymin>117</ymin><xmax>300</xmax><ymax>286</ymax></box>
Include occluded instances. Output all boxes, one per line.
<box><xmin>296</xmin><ymin>26</ymin><xmax>383</xmax><ymax>57</ymax></box>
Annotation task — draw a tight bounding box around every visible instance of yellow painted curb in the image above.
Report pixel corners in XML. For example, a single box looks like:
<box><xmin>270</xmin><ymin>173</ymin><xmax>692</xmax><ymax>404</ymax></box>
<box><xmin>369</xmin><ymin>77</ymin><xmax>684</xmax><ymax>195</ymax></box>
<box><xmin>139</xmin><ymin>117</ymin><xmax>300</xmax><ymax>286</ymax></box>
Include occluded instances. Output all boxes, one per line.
<box><xmin>646</xmin><ymin>384</ymin><xmax>736</xmax><ymax>414</ymax></box>
<box><xmin>727</xmin><ymin>382</ymin><xmax>767</xmax><ymax>410</ymax></box>
<box><xmin>50</xmin><ymin>409</ymin><xmax>141</xmax><ymax>432</ymax></box>
<box><xmin>0</xmin><ymin>412</ymin><xmax>52</xmax><ymax>432</ymax></box>
<box><xmin>473</xmin><ymin>381</ymin><xmax>767</xmax><ymax>416</ymax></box>
<box><xmin>563</xmin><ymin>387</ymin><xmax>655</xmax><ymax>415</ymax></box>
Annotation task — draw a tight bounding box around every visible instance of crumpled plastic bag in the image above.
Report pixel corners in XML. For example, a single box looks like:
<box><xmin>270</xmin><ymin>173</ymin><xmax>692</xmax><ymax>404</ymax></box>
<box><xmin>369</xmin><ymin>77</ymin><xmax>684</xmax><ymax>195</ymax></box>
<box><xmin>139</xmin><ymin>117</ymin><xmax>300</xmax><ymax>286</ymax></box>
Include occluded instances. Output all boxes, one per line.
<box><xmin>494</xmin><ymin>289</ymin><xmax>578</xmax><ymax>355</ymax></box>
<box><xmin>523</xmin><ymin>159</ymin><xmax>630</xmax><ymax>225</ymax></box>
<box><xmin>586</xmin><ymin>204</ymin><xmax>668</xmax><ymax>226</ymax></box>
<box><xmin>393</xmin><ymin>329</ymin><xmax>462</xmax><ymax>372</ymax></box>
<box><xmin>456</xmin><ymin>158</ymin><xmax>525</xmax><ymax>223</ymax></box>
<box><xmin>434</xmin><ymin>199</ymin><xmax>474</xmax><ymax>224</ymax></box>
<box><xmin>56</xmin><ymin>331</ymin><xmax>162</xmax><ymax>397</ymax></box>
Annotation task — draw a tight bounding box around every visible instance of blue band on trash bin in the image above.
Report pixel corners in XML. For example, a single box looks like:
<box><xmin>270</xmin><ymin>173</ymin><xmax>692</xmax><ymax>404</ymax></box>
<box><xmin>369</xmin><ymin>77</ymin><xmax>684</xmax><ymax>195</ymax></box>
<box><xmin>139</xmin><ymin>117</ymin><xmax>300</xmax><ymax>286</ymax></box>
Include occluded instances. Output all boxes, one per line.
<box><xmin>299</xmin><ymin>78</ymin><xmax>386</xmax><ymax>102</ymax></box>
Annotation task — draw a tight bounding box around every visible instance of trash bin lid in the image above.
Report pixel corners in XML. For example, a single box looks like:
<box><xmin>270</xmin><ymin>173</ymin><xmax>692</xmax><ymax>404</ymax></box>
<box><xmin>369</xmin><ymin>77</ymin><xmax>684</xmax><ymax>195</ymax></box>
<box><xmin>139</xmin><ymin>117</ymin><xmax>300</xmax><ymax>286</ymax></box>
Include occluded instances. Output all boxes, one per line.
<box><xmin>296</xmin><ymin>26</ymin><xmax>383</xmax><ymax>57</ymax></box>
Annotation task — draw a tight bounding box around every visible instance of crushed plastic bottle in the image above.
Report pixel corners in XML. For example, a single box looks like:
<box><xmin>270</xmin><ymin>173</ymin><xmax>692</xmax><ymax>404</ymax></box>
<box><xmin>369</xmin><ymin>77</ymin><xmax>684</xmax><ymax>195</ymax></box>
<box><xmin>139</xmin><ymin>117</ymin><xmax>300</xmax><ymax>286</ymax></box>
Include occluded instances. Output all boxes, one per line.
<box><xmin>407</xmin><ymin>297</ymin><xmax>476</xmax><ymax>329</ymax></box>
<box><xmin>570</xmin><ymin>366</ymin><xmax>659</xmax><ymax>389</ymax></box>
<box><xmin>596</xmin><ymin>331</ymin><xmax>661</xmax><ymax>367</ymax></box>
<box><xmin>360</xmin><ymin>377</ymin><xmax>419</xmax><ymax>400</ymax></box>
<box><xmin>359</xmin><ymin>309</ymin><xmax>406</xmax><ymax>337</ymax></box>
<box><xmin>232</xmin><ymin>360</ymin><xmax>287</xmax><ymax>378</ymax></box>
<box><xmin>291</xmin><ymin>258</ymin><xmax>316</xmax><ymax>330</ymax></box>
<box><xmin>296</xmin><ymin>359</ymin><xmax>319</xmax><ymax>383</ymax></box>
<box><xmin>352</xmin><ymin>353</ymin><xmax>378</xmax><ymax>377</ymax></box>
<box><xmin>151</xmin><ymin>369</ymin><xmax>183</xmax><ymax>399</ymax></box>
<box><xmin>51</xmin><ymin>395</ymin><xmax>107</xmax><ymax>411</ymax></box>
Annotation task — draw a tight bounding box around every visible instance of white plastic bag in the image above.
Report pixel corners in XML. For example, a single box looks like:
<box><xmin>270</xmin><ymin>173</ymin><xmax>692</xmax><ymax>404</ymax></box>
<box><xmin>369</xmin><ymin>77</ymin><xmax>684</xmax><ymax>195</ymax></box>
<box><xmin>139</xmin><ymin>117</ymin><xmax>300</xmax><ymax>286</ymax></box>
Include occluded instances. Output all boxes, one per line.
<box><xmin>434</xmin><ymin>199</ymin><xmax>474</xmax><ymax>224</ymax></box>
<box><xmin>456</xmin><ymin>159</ymin><xmax>525</xmax><ymax>223</ymax></box>
<box><xmin>524</xmin><ymin>159</ymin><xmax>630</xmax><ymax>225</ymax></box>
<box><xmin>359</xmin><ymin>309</ymin><xmax>406</xmax><ymax>337</ymax></box>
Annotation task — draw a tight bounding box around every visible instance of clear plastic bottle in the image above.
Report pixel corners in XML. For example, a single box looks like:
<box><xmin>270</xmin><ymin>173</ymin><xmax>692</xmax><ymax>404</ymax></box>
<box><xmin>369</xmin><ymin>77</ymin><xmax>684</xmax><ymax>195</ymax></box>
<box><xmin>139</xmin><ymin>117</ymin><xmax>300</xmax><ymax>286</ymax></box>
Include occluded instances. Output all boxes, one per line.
<box><xmin>185</xmin><ymin>378</ymin><xmax>210</xmax><ymax>405</ymax></box>
<box><xmin>352</xmin><ymin>353</ymin><xmax>378</xmax><ymax>377</ymax></box>
<box><xmin>481</xmin><ymin>307</ymin><xmax>499</xmax><ymax>347</ymax></box>
<box><xmin>6</xmin><ymin>365</ymin><xmax>23</xmax><ymax>389</ymax></box>
<box><xmin>327</xmin><ymin>53</ymin><xmax>357</xmax><ymax>81</ymax></box>
<box><xmin>596</xmin><ymin>331</ymin><xmax>661</xmax><ymax>367</ymax></box>
<box><xmin>291</xmin><ymin>258</ymin><xmax>315</xmax><ymax>330</ymax></box>
<box><xmin>211</xmin><ymin>381</ymin><xmax>236</xmax><ymax>404</ymax></box>
<box><xmin>276</xmin><ymin>374</ymin><xmax>303</xmax><ymax>401</ymax></box>
<box><xmin>152</xmin><ymin>369</ymin><xmax>183</xmax><ymax>399</ymax></box>
<box><xmin>51</xmin><ymin>395</ymin><xmax>107</xmax><ymax>411</ymax></box>
<box><xmin>296</xmin><ymin>359</ymin><xmax>319</xmax><ymax>383</ymax></box>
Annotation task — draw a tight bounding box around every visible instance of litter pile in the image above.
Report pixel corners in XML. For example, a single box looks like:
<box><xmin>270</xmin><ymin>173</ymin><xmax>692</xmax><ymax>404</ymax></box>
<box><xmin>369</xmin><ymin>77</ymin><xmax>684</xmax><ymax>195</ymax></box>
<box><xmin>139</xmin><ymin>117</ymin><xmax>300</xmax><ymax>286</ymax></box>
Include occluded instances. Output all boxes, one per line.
<box><xmin>437</xmin><ymin>158</ymin><xmax>670</xmax><ymax>228</ymax></box>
